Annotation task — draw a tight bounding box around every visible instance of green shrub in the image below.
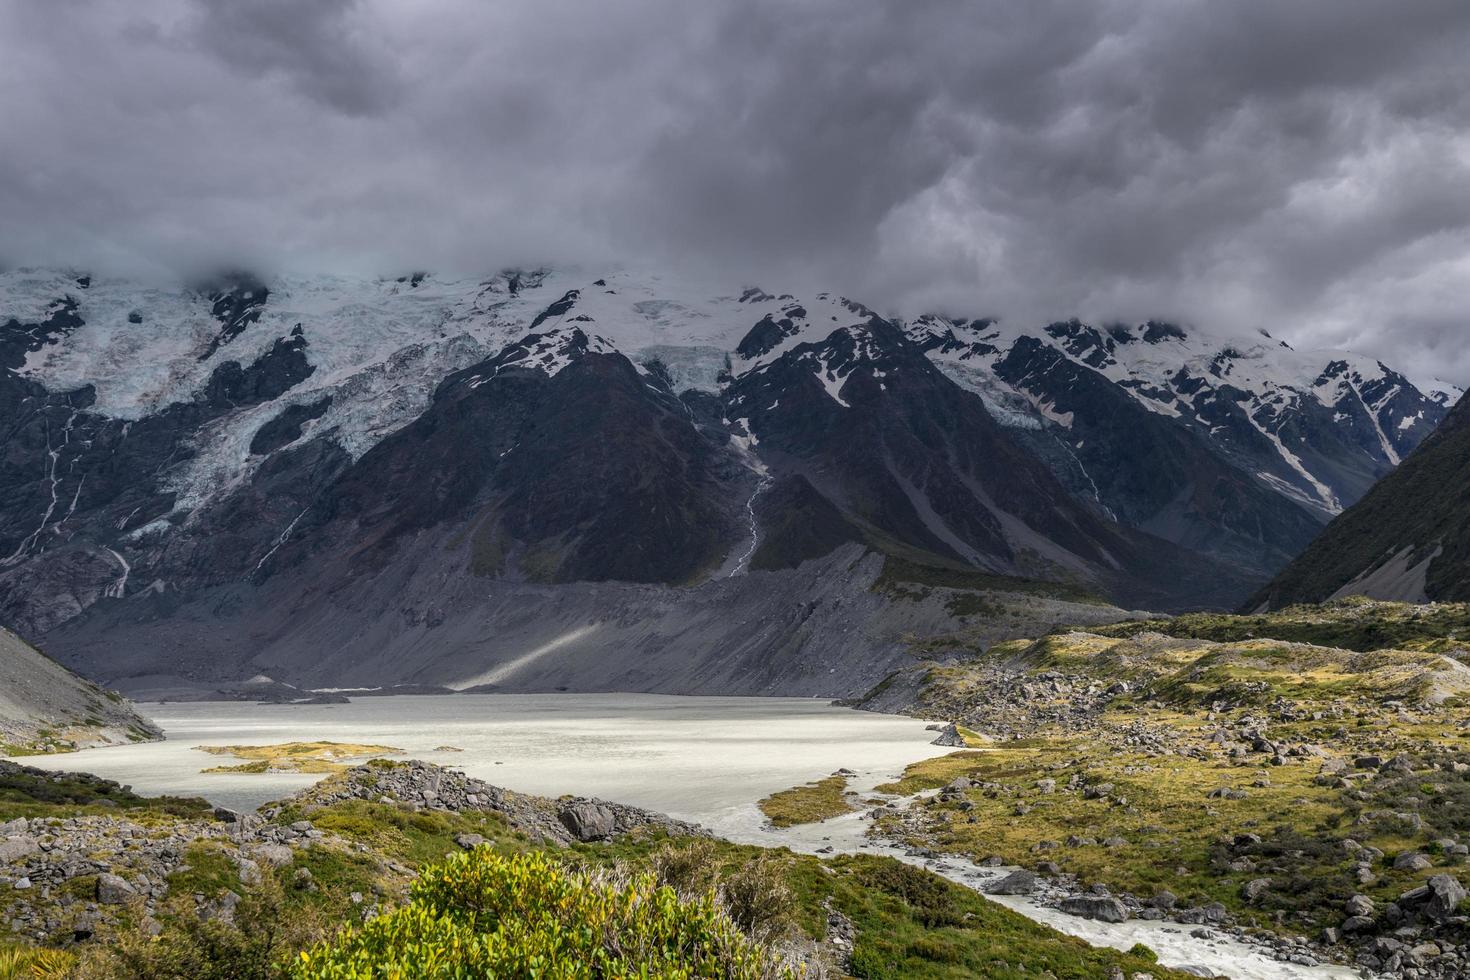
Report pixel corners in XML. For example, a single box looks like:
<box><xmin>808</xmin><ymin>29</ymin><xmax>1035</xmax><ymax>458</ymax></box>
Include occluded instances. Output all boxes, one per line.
<box><xmin>85</xmin><ymin>874</ymin><xmax>323</xmax><ymax>980</ymax></box>
<box><xmin>855</xmin><ymin>860</ymin><xmax>967</xmax><ymax>928</ymax></box>
<box><xmin>651</xmin><ymin>838</ymin><xmax>722</xmax><ymax>897</ymax></box>
<box><xmin>292</xmin><ymin>849</ymin><xmax>793</xmax><ymax>979</ymax></box>
<box><xmin>719</xmin><ymin>854</ymin><xmax>795</xmax><ymax>942</ymax></box>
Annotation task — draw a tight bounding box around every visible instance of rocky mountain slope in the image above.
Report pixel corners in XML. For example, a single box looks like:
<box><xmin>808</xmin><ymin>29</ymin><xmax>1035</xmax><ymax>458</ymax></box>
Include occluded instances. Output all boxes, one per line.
<box><xmin>0</xmin><ymin>626</ymin><xmax>160</xmax><ymax>754</ymax></box>
<box><xmin>0</xmin><ymin>267</ymin><xmax>1456</xmax><ymax>696</ymax></box>
<box><xmin>1250</xmin><ymin>391</ymin><xmax>1470</xmax><ymax>609</ymax></box>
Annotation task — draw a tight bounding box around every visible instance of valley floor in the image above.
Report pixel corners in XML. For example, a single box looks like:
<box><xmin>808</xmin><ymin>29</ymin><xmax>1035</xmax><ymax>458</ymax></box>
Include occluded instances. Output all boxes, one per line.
<box><xmin>5</xmin><ymin>597</ymin><xmax>1469</xmax><ymax>977</ymax></box>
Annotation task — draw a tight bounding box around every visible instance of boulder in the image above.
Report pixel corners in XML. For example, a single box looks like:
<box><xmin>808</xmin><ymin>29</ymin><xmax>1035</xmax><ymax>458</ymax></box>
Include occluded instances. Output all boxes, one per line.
<box><xmin>237</xmin><ymin>857</ymin><xmax>262</xmax><ymax>886</ymax></box>
<box><xmin>559</xmin><ymin>802</ymin><xmax>616</xmax><ymax>842</ymax></box>
<box><xmin>96</xmin><ymin>873</ymin><xmax>136</xmax><ymax>905</ymax></box>
<box><xmin>1345</xmin><ymin>894</ymin><xmax>1374</xmax><ymax>917</ymax></box>
<box><xmin>0</xmin><ymin>836</ymin><xmax>40</xmax><ymax>864</ymax></box>
<box><xmin>1059</xmin><ymin>895</ymin><xmax>1130</xmax><ymax>923</ymax></box>
<box><xmin>252</xmin><ymin>844</ymin><xmax>294</xmax><ymax>868</ymax></box>
<box><xmin>984</xmin><ymin>870</ymin><xmax>1038</xmax><ymax>895</ymax></box>
<box><xmin>1394</xmin><ymin>852</ymin><xmax>1433</xmax><ymax>871</ymax></box>
<box><xmin>930</xmin><ymin>723</ymin><xmax>967</xmax><ymax>747</ymax></box>
<box><xmin>1242</xmin><ymin>878</ymin><xmax>1273</xmax><ymax>902</ymax></box>
<box><xmin>1399</xmin><ymin>874</ymin><xmax>1467</xmax><ymax>923</ymax></box>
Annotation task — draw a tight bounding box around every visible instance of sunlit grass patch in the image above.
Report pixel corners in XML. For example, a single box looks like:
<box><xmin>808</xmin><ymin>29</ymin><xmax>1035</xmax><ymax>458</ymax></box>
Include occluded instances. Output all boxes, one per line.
<box><xmin>758</xmin><ymin>774</ymin><xmax>856</xmax><ymax>828</ymax></box>
<box><xmin>195</xmin><ymin>741</ymin><xmax>404</xmax><ymax>774</ymax></box>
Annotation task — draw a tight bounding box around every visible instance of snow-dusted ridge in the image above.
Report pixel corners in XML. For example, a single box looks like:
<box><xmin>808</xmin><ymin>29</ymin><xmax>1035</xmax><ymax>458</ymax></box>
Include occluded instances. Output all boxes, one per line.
<box><xmin>2</xmin><ymin>266</ymin><xmax>1459</xmax><ymax>526</ymax></box>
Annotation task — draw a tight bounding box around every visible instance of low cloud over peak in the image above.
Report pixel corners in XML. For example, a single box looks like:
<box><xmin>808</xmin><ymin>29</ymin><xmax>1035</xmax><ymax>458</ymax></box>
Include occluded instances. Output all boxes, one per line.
<box><xmin>3</xmin><ymin>0</ymin><xmax>1468</xmax><ymax>384</ymax></box>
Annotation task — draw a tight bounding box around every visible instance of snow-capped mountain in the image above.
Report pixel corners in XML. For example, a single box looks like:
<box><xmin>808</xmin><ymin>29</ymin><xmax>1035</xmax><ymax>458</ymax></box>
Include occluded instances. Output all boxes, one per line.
<box><xmin>0</xmin><ymin>267</ymin><xmax>1457</xmax><ymax>695</ymax></box>
<box><xmin>906</xmin><ymin>314</ymin><xmax>1458</xmax><ymax>573</ymax></box>
<box><xmin>1250</xmin><ymin>389</ymin><xmax>1470</xmax><ymax>609</ymax></box>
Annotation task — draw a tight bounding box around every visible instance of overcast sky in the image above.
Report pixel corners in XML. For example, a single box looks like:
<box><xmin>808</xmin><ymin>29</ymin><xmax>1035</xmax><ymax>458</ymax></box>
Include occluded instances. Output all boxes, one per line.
<box><xmin>2</xmin><ymin>0</ymin><xmax>1468</xmax><ymax>384</ymax></box>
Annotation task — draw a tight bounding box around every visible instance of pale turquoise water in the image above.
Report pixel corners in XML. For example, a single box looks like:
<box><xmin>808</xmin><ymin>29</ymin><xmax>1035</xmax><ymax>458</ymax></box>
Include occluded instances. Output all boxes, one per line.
<box><xmin>14</xmin><ymin>693</ymin><xmax>948</xmax><ymax>818</ymax></box>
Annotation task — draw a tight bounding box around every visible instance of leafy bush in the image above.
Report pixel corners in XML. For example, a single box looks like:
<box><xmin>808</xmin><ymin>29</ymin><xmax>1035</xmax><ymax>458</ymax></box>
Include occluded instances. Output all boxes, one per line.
<box><xmin>292</xmin><ymin>849</ymin><xmax>794</xmax><ymax>979</ymax></box>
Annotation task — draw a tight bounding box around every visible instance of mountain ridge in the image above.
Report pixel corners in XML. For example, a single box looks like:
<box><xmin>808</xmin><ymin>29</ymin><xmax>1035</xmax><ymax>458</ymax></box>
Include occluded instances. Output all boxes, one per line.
<box><xmin>1249</xmin><ymin>391</ymin><xmax>1470</xmax><ymax>609</ymax></box>
<box><xmin>0</xmin><ymin>266</ymin><xmax>1458</xmax><ymax>696</ymax></box>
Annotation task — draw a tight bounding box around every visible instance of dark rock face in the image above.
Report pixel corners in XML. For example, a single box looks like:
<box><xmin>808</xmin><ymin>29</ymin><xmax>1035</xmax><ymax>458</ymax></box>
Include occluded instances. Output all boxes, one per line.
<box><xmin>748</xmin><ymin>475</ymin><xmax>862</xmax><ymax>572</ymax></box>
<box><xmin>992</xmin><ymin>336</ymin><xmax>1324</xmax><ymax>578</ymax></box>
<box><xmin>250</xmin><ymin>396</ymin><xmax>332</xmax><ymax>455</ymax></box>
<box><xmin>0</xmin><ymin>327</ymin><xmax>317</xmax><ymax>633</ymax></box>
<box><xmin>1</xmin><ymin>295</ymin><xmax>84</xmax><ymax>369</ymax></box>
<box><xmin>727</xmin><ymin>314</ymin><xmax>1254</xmax><ymax>609</ymax></box>
<box><xmin>909</xmin><ymin>315</ymin><xmax>1454</xmax><ymax>592</ymax></box>
<box><xmin>529</xmin><ymin>289</ymin><xmax>580</xmax><ymax>330</ymax></box>
<box><xmin>1251</xmin><ymin>391</ymin><xmax>1470</xmax><ymax>607</ymax></box>
<box><xmin>197</xmin><ymin>273</ymin><xmax>270</xmax><ymax>360</ymax></box>
<box><xmin>283</xmin><ymin>337</ymin><xmax>739</xmax><ymax>587</ymax></box>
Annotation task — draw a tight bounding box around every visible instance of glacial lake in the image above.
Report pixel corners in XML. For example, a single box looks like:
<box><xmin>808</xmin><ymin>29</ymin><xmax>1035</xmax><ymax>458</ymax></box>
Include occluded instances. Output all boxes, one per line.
<box><xmin>15</xmin><ymin>693</ymin><xmax>951</xmax><ymax>818</ymax></box>
<box><xmin>12</xmin><ymin>693</ymin><xmax>1359</xmax><ymax>978</ymax></box>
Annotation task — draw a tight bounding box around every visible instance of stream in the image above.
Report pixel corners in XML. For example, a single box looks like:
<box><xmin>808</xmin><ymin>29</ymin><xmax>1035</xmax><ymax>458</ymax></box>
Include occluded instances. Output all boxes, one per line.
<box><xmin>709</xmin><ymin>766</ymin><xmax>1368</xmax><ymax>980</ymax></box>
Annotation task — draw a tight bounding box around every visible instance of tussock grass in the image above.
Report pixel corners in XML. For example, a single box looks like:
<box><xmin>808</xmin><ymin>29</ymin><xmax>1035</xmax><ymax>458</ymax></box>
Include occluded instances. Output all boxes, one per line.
<box><xmin>758</xmin><ymin>775</ymin><xmax>856</xmax><ymax>828</ymax></box>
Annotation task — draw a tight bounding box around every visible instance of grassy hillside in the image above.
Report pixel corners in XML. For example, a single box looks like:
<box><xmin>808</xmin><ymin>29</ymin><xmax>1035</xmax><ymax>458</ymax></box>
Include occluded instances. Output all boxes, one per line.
<box><xmin>0</xmin><ymin>759</ymin><xmax>1191</xmax><ymax>980</ymax></box>
<box><xmin>856</xmin><ymin>599</ymin><xmax>1470</xmax><ymax>975</ymax></box>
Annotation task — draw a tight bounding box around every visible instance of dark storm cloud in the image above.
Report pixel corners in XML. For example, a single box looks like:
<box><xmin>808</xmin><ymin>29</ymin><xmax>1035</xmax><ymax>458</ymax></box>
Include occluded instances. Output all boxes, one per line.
<box><xmin>1</xmin><ymin>0</ymin><xmax>1467</xmax><ymax>383</ymax></box>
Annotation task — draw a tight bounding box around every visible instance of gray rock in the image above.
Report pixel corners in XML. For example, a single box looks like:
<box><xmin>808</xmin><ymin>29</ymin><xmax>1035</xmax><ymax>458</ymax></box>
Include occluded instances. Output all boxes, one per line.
<box><xmin>1242</xmin><ymin>878</ymin><xmax>1273</xmax><ymax>902</ymax></box>
<box><xmin>454</xmin><ymin>833</ymin><xmax>486</xmax><ymax>850</ymax></box>
<box><xmin>252</xmin><ymin>844</ymin><xmax>294</xmax><ymax>868</ymax></box>
<box><xmin>0</xmin><ymin>836</ymin><xmax>40</xmax><ymax>864</ymax></box>
<box><xmin>237</xmin><ymin>857</ymin><xmax>262</xmax><ymax>886</ymax></box>
<box><xmin>1059</xmin><ymin>895</ymin><xmax>1130</xmax><ymax>923</ymax></box>
<box><xmin>1394</xmin><ymin>852</ymin><xmax>1433</xmax><ymax>871</ymax></box>
<box><xmin>930</xmin><ymin>723</ymin><xmax>967</xmax><ymax>747</ymax></box>
<box><xmin>984</xmin><ymin>870</ymin><xmax>1038</xmax><ymax>895</ymax></box>
<box><xmin>1399</xmin><ymin>874</ymin><xmax>1467</xmax><ymax>923</ymax></box>
<box><xmin>96</xmin><ymin>873</ymin><xmax>136</xmax><ymax>905</ymax></box>
<box><xmin>559</xmin><ymin>802</ymin><xmax>616</xmax><ymax>842</ymax></box>
<box><xmin>1345</xmin><ymin>894</ymin><xmax>1374</xmax><ymax>917</ymax></box>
